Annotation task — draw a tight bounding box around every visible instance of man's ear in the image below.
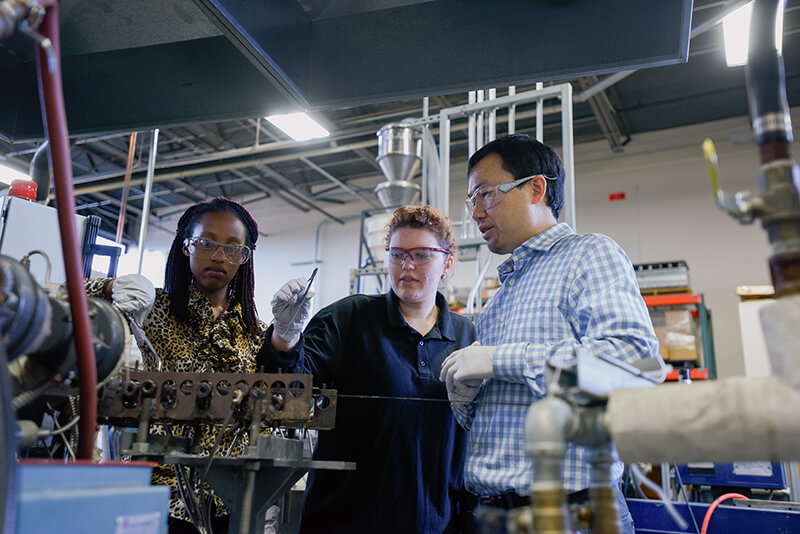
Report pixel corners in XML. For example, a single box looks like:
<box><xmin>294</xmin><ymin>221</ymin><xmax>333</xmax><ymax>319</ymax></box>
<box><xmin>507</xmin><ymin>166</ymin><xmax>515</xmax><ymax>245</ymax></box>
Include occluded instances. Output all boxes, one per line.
<box><xmin>529</xmin><ymin>174</ymin><xmax>548</xmax><ymax>205</ymax></box>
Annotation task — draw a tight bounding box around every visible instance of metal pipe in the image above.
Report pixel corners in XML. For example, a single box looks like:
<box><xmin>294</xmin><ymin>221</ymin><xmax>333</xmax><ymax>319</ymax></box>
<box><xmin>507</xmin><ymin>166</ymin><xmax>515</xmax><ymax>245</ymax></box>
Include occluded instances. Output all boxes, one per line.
<box><xmin>115</xmin><ymin>131</ymin><xmax>137</xmax><ymax>243</ymax></box>
<box><xmin>439</xmin><ymin>112</ymin><xmax>450</xmax><ymax>217</ymax></box>
<box><xmin>467</xmin><ymin>248</ymin><xmax>492</xmax><ymax>314</ymax></box>
<box><xmin>508</xmin><ymin>86</ymin><xmax>516</xmax><ymax>135</ymax></box>
<box><xmin>136</xmin><ymin>129</ymin><xmax>159</xmax><ymax>274</ymax></box>
<box><xmin>746</xmin><ymin>0</ymin><xmax>799</xmax><ymax>296</ymax></box>
<box><xmin>467</xmin><ymin>91</ymin><xmax>476</xmax><ymax>156</ymax></box>
<box><xmin>535</xmin><ymin>82</ymin><xmax>544</xmax><ymax>142</ymax></box>
<box><xmin>588</xmin><ymin>446</ymin><xmax>622</xmax><ymax>534</ymax></box>
<box><xmin>560</xmin><ymin>84</ymin><xmax>576</xmax><ymax>231</ymax></box>
<box><xmin>35</xmin><ymin>0</ymin><xmax>98</xmax><ymax>459</ymax></box>
<box><xmin>421</xmin><ymin>97</ymin><xmax>430</xmax><ymax>205</ymax></box>
<box><xmin>525</xmin><ymin>395</ymin><xmax>575</xmax><ymax>534</ymax></box>
<box><xmin>300</xmin><ymin>157</ymin><xmax>379</xmax><ymax>208</ymax></box>
<box><xmin>476</xmin><ymin>90</ymin><xmax>484</xmax><ymax>149</ymax></box>
<box><xmin>487</xmin><ymin>88</ymin><xmax>497</xmax><ymax>142</ymax></box>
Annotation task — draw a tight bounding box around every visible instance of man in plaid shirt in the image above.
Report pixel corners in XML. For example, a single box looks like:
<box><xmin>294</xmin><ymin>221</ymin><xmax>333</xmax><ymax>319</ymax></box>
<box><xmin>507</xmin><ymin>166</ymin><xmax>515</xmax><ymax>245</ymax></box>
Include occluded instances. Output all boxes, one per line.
<box><xmin>440</xmin><ymin>135</ymin><xmax>660</xmax><ymax>532</ymax></box>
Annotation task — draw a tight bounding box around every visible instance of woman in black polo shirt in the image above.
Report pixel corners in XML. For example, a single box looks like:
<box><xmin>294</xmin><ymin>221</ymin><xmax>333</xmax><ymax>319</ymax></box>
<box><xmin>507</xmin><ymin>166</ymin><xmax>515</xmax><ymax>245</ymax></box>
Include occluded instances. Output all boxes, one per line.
<box><xmin>260</xmin><ymin>205</ymin><xmax>476</xmax><ymax>533</ymax></box>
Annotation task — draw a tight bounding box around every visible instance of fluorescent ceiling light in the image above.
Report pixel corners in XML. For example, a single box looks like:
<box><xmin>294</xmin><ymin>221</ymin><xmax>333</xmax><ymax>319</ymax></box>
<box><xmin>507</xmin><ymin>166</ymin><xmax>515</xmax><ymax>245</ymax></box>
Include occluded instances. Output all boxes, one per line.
<box><xmin>723</xmin><ymin>2</ymin><xmax>784</xmax><ymax>67</ymax></box>
<box><xmin>265</xmin><ymin>112</ymin><xmax>330</xmax><ymax>142</ymax></box>
<box><xmin>0</xmin><ymin>163</ymin><xmax>30</xmax><ymax>186</ymax></box>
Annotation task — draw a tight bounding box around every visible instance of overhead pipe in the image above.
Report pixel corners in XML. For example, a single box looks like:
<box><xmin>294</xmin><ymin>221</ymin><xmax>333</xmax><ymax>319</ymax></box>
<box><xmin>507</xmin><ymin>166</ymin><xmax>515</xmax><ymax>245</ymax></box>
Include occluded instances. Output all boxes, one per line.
<box><xmin>507</xmin><ymin>85</ymin><xmax>516</xmax><ymax>135</ymax></box>
<box><xmin>32</xmin><ymin>0</ymin><xmax>98</xmax><ymax>459</ymax></box>
<box><xmin>136</xmin><ymin>129</ymin><xmax>159</xmax><ymax>274</ymax></box>
<box><xmin>115</xmin><ymin>131</ymin><xmax>137</xmax><ymax>243</ymax></box>
<box><xmin>487</xmin><ymin>88</ymin><xmax>497</xmax><ymax>142</ymax></box>
<box><xmin>421</xmin><ymin>96</ymin><xmax>429</xmax><ymax>205</ymax></box>
<box><xmin>467</xmin><ymin>91</ymin><xmax>476</xmax><ymax>156</ymax></box>
<box><xmin>535</xmin><ymin>82</ymin><xmax>544</xmax><ymax>142</ymax></box>
<box><xmin>476</xmin><ymin>90</ymin><xmax>484</xmax><ymax>149</ymax></box>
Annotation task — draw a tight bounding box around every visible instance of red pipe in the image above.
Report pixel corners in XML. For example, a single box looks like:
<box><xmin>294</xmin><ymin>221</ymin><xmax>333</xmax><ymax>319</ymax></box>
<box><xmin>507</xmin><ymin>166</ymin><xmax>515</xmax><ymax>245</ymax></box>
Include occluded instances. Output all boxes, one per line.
<box><xmin>35</xmin><ymin>1</ymin><xmax>98</xmax><ymax>459</ymax></box>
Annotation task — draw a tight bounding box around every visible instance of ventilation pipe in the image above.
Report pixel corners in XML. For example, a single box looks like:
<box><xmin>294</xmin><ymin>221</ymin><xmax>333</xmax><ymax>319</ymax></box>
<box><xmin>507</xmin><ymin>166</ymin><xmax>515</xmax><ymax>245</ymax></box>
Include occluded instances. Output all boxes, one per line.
<box><xmin>374</xmin><ymin>123</ymin><xmax>423</xmax><ymax>208</ymax></box>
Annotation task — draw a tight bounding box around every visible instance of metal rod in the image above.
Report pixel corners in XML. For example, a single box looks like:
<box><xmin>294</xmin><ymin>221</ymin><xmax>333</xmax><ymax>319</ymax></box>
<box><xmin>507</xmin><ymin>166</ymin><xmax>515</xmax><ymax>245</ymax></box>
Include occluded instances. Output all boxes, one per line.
<box><xmin>488</xmin><ymin>88</ymin><xmax>497</xmax><ymax>142</ymax></box>
<box><xmin>476</xmin><ymin>90</ymin><xmax>484</xmax><ymax>149</ymax></box>
<box><xmin>137</xmin><ymin>129</ymin><xmax>159</xmax><ymax>274</ymax></box>
<box><xmin>536</xmin><ymin>82</ymin><xmax>544</xmax><ymax>142</ymax></box>
<box><xmin>561</xmin><ymin>84</ymin><xmax>576</xmax><ymax>231</ymax></box>
<box><xmin>468</xmin><ymin>91</ymin><xmax>476</xmax><ymax>156</ymax></box>
<box><xmin>439</xmin><ymin>112</ymin><xmax>450</xmax><ymax>217</ymax></box>
<box><xmin>508</xmin><ymin>86</ymin><xmax>516</xmax><ymax>135</ymax></box>
<box><xmin>300</xmin><ymin>157</ymin><xmax>379</xmax><ymax>207</ymax></box>
<box><xmin>115</xmin><ymin>131</ymin><xmax>137</xmax><ymax>243</ymax></box>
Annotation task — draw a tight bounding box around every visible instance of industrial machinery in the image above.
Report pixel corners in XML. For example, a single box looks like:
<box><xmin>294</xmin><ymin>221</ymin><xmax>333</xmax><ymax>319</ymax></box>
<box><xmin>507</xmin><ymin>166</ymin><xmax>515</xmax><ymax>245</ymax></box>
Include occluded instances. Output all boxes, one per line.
<box><xmin>0</xmin><ymin>250</ymin><xmax>351</xmax><ymax>533</ymax></box>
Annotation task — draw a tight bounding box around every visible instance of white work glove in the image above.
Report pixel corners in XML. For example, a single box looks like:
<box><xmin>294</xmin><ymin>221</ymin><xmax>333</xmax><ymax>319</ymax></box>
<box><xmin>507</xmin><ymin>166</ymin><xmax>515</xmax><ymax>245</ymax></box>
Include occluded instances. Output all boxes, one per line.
<box><xmin>440</xmin><ymin>342</ymin><xmax>496</xmax><ymax>386</ymax></box>
<box><xmin>111</xmin><ymin>274</ymin><xmax>155</xmax><ymax>325</ymax></box>
<box><xmin>271</xmin><ymin>278</ymin><xmax>314</xmax><ymax>342</ymax></box>
<box><xmin>447</xmin><ymin>377</ymin><xmax>483</xmax><ymax>405</ymax></box>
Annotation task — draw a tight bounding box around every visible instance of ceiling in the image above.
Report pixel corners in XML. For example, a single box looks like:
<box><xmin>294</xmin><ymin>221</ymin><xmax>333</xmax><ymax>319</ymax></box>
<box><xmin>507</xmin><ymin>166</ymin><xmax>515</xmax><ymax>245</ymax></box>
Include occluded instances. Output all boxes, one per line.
<box><xmin>0</xmin><ymin>0</ymin><xmax>798</xmax><ymax>244</ymax></box>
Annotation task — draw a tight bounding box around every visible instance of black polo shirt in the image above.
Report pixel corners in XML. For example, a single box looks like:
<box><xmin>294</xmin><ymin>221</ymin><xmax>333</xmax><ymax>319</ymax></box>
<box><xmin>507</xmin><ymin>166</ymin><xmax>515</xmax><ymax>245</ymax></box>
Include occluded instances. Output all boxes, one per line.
<box><xmin>259</xmin><ymin>290</ymin><xmax>476</xmax><ymax>533</ymax></box>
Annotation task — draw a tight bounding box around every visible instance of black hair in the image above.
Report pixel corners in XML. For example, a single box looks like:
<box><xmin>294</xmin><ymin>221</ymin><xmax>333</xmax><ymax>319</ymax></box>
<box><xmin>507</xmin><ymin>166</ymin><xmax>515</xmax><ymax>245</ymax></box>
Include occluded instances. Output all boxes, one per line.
<box><xmin>164</xmin><ymin>197</ymin><xmax>261</xmax><ymax>336</ymax></box>
<box><xmin>467</xmin><ymin>134</ymin><xmax>565</xmax><ymax>220</ymax></box>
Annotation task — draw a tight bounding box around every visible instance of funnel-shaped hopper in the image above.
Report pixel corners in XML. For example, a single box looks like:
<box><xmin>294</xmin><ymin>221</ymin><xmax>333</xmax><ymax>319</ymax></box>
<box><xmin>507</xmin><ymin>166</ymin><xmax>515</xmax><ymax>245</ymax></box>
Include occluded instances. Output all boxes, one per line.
<box><xmin>376</xmin><ymin>123</ymin><xmax>423</xmax><ymax>182</ymax></box>
<box><xmin>375</xmin><ymin>180</ymin><xmax>420</xmax><ymax>208</ymax></box>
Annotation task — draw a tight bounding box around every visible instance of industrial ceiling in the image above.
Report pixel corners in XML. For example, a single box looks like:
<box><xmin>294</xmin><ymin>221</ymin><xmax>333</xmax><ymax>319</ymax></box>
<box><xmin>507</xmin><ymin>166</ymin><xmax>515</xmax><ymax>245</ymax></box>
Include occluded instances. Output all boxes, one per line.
<box><xmin>0</xmin><ymin>0</ymin><xmax>798</xmax><ymax>243</ymax></box>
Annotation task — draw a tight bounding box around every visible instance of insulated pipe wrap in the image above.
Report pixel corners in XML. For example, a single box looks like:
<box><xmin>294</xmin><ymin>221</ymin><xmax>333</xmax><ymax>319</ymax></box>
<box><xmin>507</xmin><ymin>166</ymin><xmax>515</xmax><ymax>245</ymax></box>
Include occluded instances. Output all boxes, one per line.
<box><xmin>608</xmin><ymin>377</ymin><xmax>800</xmax><ymax>463</ymax></box>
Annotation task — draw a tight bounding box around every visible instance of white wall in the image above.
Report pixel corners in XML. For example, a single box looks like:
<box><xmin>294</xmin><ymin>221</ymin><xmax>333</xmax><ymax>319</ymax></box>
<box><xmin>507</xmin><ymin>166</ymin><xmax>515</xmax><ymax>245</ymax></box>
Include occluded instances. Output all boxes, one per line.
<box><xmin>138</xmin><ymin>109</ymin><xmax>798</xmax><ymax>378</ymax></box>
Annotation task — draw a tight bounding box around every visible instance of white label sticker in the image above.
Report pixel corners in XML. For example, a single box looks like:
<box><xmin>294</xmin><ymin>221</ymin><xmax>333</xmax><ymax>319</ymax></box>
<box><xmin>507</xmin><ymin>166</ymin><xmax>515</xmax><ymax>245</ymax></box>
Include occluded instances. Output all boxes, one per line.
<box><xmin>732</xmin><ymin>462</ymin><xmax>773</xmax><ymax>477</ymax></box>
<box><xmin>114</xmin><ymin>512</ymin><xmax>162</xmax><ymax>534</ymax></box>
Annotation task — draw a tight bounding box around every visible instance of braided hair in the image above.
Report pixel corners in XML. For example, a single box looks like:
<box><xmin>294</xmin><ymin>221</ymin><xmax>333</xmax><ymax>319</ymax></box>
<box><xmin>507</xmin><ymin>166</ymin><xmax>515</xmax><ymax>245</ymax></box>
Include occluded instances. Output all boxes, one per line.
<box><xmin>165</xmin><ymin>197</ymin><xmax>262</xmax><ymax>337</ymax></box>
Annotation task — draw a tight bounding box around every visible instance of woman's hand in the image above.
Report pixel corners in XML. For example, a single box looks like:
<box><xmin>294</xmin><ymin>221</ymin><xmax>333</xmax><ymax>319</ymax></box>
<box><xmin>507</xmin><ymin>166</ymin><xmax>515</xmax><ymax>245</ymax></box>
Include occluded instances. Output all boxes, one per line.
<box><xmin>111</xmin><ymin>274</ymin><xmax>156</xmax><ymax>324</ymax></box>
<box><xmin>271</xmin><ymin>278</ymin><xmax>314</xmax><ymax>344</ymax></box>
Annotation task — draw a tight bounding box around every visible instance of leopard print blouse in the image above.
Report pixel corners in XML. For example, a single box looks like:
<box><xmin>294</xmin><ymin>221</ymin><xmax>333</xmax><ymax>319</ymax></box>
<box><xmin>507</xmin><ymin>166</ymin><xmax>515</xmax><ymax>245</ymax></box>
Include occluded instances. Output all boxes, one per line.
<box><xmin>87</xmin><ymin>279</ymin><xmax>267</xmax><ymax>522</ymax></box>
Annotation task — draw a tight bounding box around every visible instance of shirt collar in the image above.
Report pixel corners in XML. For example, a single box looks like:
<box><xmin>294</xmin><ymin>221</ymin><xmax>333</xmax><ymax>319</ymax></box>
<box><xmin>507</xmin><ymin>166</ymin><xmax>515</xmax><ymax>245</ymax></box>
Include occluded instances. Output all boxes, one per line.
<box><xmin>497</xmin><ymin>223</ymin><xmax>574</xmax><ymax>276</ymax></box>
<box><xmin>385</xmin><ymin>290</ymin><xmax>455</xmax><ymax>341</ymax></box>
<box><xmin>187</xmin><ymin>284</ymin><xmax>242</xmax><ymax>323</ymax></box>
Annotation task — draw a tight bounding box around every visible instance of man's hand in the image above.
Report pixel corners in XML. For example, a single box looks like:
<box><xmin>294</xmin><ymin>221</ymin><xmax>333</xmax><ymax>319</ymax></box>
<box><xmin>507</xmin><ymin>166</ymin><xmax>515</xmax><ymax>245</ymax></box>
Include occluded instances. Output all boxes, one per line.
<box><xmin>440</xmin><ymin>342</ymin><xmax>496</xmax><ymax>385</ymax></box>
<box><xmin>271</xmin><ymin>278</ymin><xmax>314</xmax><ymax>343</ymax></box>
<box><xmin>111</xmin><ymin>274</ymin><xmax>156</xmax><ymax>325</ymax></box>
<box><xmin>441</xmin><ymin>342</ymin><xmax>494</xmax><ymax>405</ymax></box>
<box><xmin>447</xmin><ymin>377</ymin><xmax>482</xmax><ymax>405</ymax></box>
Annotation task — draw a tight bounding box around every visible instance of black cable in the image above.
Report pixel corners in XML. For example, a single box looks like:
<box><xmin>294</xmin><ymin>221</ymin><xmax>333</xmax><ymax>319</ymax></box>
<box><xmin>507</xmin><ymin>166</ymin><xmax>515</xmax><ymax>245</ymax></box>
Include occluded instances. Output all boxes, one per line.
<box><xmin>674</xmin><ymin>466</ymin><xmax>700</xmax><ymax>534</ymax></box>
<box><xmin>174</xmin><ymin>465</ymin><xmax>204</xmax><ymax>533</ymax></box>
<box><xmin>188</xmin><ymin>467</ymin><xmax>212</xmax><ymax>534</ymax></box>
<box><xmin>205</xmin><ymin>490</ymin><xmax>215</xmax><ymax>534</ymax></box>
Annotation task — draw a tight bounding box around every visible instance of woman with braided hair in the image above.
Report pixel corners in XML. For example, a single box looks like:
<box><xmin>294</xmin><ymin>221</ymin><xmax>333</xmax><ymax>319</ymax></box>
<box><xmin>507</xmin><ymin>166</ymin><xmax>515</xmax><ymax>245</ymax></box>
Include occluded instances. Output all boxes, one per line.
<box><xmin>87</xmin><ymin>196</ymin><xmax>288</xmax><ymax>533</ymax></box>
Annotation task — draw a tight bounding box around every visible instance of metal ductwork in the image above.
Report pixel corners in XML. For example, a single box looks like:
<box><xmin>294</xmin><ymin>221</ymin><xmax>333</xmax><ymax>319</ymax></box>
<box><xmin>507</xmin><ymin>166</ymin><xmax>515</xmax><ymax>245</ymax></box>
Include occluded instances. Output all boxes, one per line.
<box><xmin>374</xmin><ymin>123</ymin><xmax>422</xmax><ymax>208</ymax></box>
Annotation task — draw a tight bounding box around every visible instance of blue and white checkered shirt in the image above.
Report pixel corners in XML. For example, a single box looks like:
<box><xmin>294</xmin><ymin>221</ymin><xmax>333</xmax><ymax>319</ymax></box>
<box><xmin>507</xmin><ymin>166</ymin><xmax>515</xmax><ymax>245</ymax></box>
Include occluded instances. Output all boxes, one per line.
<box><xmin>453</xmin><ymin>223</ymin><xmax>659</xmax><ymax>496</ymax></box>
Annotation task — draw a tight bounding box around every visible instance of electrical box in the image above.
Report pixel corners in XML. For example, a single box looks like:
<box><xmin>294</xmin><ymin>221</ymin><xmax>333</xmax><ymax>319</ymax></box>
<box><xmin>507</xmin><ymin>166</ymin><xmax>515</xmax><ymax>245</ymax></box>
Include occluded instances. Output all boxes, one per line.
<box><xmin>0</xmin><ymin>195</ymin><xmax>88</xmax><ymax>285</ymax></box>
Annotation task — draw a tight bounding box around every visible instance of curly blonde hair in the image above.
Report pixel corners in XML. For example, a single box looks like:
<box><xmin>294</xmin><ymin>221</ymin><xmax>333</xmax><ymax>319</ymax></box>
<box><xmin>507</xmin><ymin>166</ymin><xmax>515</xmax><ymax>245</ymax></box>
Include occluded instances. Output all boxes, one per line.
<box><xmin>384</xmin><ymin>205</ymin><xmax>457</xmax><ymax>253</ymax></box>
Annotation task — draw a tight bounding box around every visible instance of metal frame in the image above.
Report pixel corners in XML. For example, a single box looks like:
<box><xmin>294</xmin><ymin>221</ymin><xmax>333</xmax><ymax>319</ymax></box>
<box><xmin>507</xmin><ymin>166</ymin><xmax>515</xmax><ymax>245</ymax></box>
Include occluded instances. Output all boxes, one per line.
<box><xmin>401</xmin><ymin>83</ymin><xmax>576</xmax><ymax>229</ymax></box>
